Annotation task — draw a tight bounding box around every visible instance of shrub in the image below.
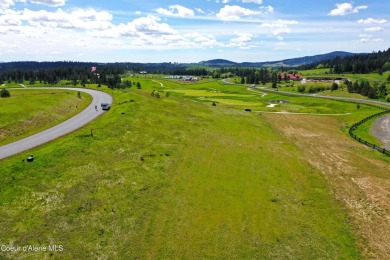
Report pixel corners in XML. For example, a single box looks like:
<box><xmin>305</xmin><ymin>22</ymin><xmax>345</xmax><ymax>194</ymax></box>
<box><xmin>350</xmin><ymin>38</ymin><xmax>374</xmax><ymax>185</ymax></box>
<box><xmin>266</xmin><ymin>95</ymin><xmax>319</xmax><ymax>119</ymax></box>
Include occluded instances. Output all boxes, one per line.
<box><xmin>297</xmin><ymin>85</ymin><xmax>306</xmax><ymax>93</ymax></box>
<box><xmin>0</xmin><ymin>88</ymin><xmax>10</xmax><ymax>98</ymax></box>
<box><xmin>386</xmin><ymin>94</ymin><xmax>390</xmax><ymax>102</ymax></box>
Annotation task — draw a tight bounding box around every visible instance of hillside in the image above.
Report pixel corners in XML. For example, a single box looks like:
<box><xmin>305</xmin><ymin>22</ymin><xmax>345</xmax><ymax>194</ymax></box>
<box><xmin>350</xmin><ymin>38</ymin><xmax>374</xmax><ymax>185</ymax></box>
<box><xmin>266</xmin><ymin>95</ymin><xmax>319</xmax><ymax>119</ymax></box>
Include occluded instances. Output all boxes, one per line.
<box><xmin>201</xmin><ymin>51</ymin><xmax>356</xmax><ymax>67</ymax></box>
<box><xmin>298</xmin><ymin>48</ymin><xmax>390</xmax><ymax>74</ymax></box>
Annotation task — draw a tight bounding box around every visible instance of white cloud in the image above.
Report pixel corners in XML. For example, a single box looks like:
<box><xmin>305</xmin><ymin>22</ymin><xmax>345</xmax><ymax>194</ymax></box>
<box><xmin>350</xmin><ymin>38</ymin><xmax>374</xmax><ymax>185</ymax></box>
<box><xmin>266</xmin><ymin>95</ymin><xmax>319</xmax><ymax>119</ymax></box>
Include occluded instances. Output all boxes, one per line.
<box><xmin>260</xmin><ymin>19</ymin><xmax>299</xmax><ymax>28</ymax></box>
<box><xmin>22</xmin><ymin>8</ymin><xmax>113</xmax><ymax>30</ymax></box>
<box><xmin>0</xmin><ymin>9</ymin><xmax>23</xmax><ymax>26</ymax></box>
<box><xmin>273</xmin><ymin>27</ymin><xmax>292</xmax><ymax>35</ymax></box>
<box><xmin>112</xmin><ymin>15</ymin><xmax>177</xmax><ymax>38</ymax></box>
<box><xmin>358</xmin><ymin>18</ymin><xmax>388</xmax><ymax>24</ymax></box>
<box><xmin>0</xmin><ymin>0</ymin><xmax>14</xmax><ymax>10</ymax></box>
<box><xmin>29</xmin><ymin>0</ymin><xmax>65</xmax><ymax>7</ymax></box>
<box><xmin>242</xmin><ymin>0</ymin><xmax>263</xmax><ymax>4</ymax></box>
<box><xmin>329</xmin><ymin>3</ymin><xmax>368</xmax><ymax>16</ymax></box>
<box><xmin>216</xmin><ymin>5</ymin><xmax>260</xmax><ymax>21</ymax></box>
<box><xmin>195</xmin><ymin>8</ymin><xmax>205</xmax><ymax>14</ymax></box>
<box><xmin>260</xmin><ymin>5</ymin><xmax>274</xmax><ymax>13</ymax></box>
<box><xmin>184</xmin><ymin>32</ymin><xmax>219</xmax><ymax>47</ymax></box>
<box><xmin>364</xmin><ymin>27</ymin><xmax>384</xmax><ymax>32</ymax></box>
<box><xmin>229</xmin><ymin>32</ymin><xmax>253</xmax><ymax>48</ymax></box>
<box><xmin>156</xmin><ymin>5</ymin><xmax>195</xmax><ymax>17</ymax></box>
<box><xmin>259</xmin><ymin>20</ymin><xmax>298</xmax><ymax>36</ymax></box>
<box><xmin>357</xmin><ymin>34</ymin><xmax>383</xmax><ymax>43</ymax></box>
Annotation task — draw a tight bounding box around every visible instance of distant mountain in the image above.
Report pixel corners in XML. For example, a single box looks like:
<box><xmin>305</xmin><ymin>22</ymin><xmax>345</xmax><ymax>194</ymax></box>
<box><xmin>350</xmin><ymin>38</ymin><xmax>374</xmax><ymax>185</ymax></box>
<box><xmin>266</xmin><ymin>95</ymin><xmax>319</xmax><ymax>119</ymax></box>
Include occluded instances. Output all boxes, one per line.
<box><xmin>201</xmin><ymin>51</ymin><xmax>358</xmax><ymax>68</ymax></box>
<box><xmin>200</xmin><ymin>59</ymin><xmax>238</xmax><ymax>67</ymax></box>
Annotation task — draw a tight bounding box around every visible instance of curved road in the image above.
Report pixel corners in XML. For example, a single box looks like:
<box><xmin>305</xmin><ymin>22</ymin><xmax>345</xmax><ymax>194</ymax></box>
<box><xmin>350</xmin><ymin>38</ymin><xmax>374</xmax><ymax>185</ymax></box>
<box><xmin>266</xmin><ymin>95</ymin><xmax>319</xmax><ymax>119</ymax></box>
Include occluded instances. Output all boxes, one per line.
<box><xmin>0</xmin><ymin>88</ymin><xmax>112</xmax><ymax>160</ymax></box>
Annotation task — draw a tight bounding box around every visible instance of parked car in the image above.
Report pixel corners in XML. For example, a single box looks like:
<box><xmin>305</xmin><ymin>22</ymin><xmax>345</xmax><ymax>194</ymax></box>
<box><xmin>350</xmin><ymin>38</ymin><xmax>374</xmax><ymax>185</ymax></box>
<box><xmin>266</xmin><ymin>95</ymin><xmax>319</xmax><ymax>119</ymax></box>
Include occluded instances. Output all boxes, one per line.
<box><xmin>101</xmin><ymin>103</ymin><xmax>110</xmax><ymax>110</ymax></box>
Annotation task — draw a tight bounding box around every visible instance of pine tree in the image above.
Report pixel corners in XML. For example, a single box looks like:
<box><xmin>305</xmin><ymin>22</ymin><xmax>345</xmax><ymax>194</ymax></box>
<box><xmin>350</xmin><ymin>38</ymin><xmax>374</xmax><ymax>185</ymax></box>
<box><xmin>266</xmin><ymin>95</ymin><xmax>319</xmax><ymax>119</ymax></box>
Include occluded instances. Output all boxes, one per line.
<box><xmin>0</xmin><ymin>88</ymin><xmax>10</xmax><ymax>98</ymax></box>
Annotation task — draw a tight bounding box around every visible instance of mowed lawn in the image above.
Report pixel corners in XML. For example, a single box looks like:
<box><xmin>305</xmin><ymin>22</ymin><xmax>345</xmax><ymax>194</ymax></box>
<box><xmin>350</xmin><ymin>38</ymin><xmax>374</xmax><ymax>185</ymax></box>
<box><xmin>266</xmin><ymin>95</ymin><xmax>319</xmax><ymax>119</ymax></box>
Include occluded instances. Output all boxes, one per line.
<box><xmin>0</xmin><ymin>86</ymin><xmax>359</xmax><ymax>258</ymax></box>
<box><xmin>0</xmin><ymin>89</ymin><xmax>91</xmax><ymax>145</ymax></box>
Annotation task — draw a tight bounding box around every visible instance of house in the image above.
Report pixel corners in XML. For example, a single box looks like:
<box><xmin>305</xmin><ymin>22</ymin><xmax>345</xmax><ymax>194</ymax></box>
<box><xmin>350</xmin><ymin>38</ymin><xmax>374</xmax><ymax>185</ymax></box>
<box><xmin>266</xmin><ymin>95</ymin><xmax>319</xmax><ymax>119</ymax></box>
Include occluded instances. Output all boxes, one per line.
<box><xmin>279</xmin><ymin>73</ymin><xmax>303</xmax><ymax>81</ymax></box>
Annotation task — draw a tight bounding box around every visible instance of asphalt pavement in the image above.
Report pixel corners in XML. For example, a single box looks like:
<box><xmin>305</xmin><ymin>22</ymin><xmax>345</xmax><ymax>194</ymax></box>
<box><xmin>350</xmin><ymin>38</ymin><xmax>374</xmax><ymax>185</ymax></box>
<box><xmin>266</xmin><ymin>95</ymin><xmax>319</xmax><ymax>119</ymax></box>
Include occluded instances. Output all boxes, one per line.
<box><xmin>0</xmin><ymin>88</ymin><xmax>112</xmax><ymax>160</ymax></box>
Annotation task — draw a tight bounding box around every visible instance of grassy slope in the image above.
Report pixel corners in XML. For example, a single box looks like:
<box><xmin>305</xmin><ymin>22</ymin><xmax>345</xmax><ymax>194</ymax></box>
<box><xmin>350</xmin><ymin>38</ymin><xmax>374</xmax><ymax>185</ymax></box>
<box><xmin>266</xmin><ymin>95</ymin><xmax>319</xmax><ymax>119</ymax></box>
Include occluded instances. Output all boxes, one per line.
<box><xmin>0</xmin><ymin>89</ymin><xmax>91</xmax><ymax>146</ymax></box>
<box><xmin>0</xmin><ymin>84</ymin><xmax>359</xmax><ymax>258</ymax></box>
<box><xmin>273</xmin><ymin>70</ymin><xmax>389</xmax><ymax>148</ymax></box>
<box><xmin>263</xmin><ymin>112</ymin><xmax>390</xmax><ymax>258</ymax></box>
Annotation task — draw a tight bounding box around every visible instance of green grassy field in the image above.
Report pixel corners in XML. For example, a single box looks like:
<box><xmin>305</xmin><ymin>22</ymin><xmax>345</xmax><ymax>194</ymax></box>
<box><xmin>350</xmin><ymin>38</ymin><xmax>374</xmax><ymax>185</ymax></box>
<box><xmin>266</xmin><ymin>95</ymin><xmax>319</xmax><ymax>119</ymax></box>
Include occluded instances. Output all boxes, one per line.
<box><xmin>0</xmin><ymin>89</ymin><xmax>91</xmax><ymax>146</ymax></box>
<box><xmin>1</xmin><ymin>78</ymin><xmax>388</xmax><ymax>258</ymax></box>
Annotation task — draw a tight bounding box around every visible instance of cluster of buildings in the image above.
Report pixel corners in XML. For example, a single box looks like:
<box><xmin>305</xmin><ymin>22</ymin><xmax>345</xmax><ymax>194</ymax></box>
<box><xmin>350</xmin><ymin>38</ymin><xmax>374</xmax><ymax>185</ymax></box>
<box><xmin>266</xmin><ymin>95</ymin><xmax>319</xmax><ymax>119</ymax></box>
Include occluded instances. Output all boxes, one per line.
<box><xmin>164</xmin><ymin>75</ymin><xmax>199</xmax><ymax>82</ymax></box>
<box><xmin>279</xmin><ymin>73</ymin><xmax>303</xmax><ymax>81</ymax></box>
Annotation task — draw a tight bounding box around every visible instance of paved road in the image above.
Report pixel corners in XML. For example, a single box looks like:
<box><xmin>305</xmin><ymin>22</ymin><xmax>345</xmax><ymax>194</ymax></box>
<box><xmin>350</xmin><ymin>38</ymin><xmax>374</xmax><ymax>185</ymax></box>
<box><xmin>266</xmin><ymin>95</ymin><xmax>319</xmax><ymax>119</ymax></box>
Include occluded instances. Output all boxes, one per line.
<box><xmin>0</xmin><ymin>88</ymin><xmax>112</xmax><ymax>160</ymax></box>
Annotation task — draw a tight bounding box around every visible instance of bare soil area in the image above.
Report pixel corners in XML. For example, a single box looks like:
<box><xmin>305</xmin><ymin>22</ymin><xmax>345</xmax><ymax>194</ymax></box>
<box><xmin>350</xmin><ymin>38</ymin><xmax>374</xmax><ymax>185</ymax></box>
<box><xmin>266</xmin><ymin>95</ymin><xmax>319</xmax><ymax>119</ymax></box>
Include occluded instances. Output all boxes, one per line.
<box><xmin>264</xmin><ymin>114</ymin><xmax>390</xmax><ymax>259</ymax></box>
<box><xmin>371</xmin><ymin>115</ymin><xmax>390</xmax><ymax>150</ymax></box>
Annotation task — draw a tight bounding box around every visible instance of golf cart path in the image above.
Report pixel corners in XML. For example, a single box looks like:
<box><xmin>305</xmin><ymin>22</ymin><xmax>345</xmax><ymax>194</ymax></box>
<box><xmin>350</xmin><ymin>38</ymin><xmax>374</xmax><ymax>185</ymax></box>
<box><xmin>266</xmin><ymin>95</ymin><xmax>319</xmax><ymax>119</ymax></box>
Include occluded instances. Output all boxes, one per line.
<box><xmin>0</xmin><ymin>88</ymin><xmax>112</xmax><ymax>160</ymax></box>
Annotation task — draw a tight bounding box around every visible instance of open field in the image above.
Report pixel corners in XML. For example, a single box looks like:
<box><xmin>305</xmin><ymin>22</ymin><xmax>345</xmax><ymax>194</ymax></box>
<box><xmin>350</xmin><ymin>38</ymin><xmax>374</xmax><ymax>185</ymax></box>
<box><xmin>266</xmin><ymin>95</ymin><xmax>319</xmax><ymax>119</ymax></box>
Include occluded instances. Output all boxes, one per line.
<box><xmin>0</xmin><ymin>89</ymin><xmax>91</xmax><ymax>146</ymax></box>
<box><xmin>265</xmin><ymin>113</ymin><xmax>390</xmax><ymax>259</ymax></box>
<box><xmin>0</xmin><ymin>79</ymin><xmax>389</xmax><ymax>258</ymax></box>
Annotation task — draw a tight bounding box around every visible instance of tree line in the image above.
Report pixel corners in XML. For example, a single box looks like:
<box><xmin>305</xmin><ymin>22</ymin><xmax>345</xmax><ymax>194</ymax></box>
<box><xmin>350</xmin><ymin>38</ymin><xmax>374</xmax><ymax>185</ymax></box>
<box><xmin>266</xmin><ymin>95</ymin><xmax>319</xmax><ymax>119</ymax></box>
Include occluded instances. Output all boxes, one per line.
<box><xmin>345</xmin><ymin>80</ymin><xmax>388</xmax><ymax>99</ymax></box>
<box><xmin>297</xmin><ymin>48</ymin><xmax>390</xmax><ymax>74</ymax></box>
<box><xmin>0</xmin><ymin>65</ymin><xmax>126</xmax><ymax>87</ymax></box>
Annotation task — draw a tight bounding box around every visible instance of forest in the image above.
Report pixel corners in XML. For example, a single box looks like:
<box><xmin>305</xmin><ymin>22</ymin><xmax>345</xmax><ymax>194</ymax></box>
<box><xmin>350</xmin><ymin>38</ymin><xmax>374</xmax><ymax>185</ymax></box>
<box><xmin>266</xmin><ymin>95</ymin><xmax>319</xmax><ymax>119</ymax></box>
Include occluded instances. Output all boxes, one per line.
<box><xmin>298</xmin><ymin>48</ymin><xmax>390</xmax><ymax>74</ymax></box>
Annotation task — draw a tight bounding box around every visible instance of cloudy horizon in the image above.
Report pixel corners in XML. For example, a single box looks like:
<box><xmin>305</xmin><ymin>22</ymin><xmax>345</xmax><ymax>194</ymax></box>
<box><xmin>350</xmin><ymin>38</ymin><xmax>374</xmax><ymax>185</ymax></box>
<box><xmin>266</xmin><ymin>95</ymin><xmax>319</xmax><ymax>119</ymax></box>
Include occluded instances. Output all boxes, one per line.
<box><xmin>0</xmin><ymin>0</ymin><xmax>389</xmax><ymax>63</ymax></box>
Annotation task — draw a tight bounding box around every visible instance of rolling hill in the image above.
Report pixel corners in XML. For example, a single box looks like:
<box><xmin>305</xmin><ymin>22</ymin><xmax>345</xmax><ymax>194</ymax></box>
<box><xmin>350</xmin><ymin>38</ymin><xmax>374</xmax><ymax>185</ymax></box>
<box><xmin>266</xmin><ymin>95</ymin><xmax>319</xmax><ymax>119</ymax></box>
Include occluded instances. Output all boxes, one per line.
<box><xmin>201</xmin><ymin>51</ymin><xmax>357</xmax><ymax>67</ymax></box>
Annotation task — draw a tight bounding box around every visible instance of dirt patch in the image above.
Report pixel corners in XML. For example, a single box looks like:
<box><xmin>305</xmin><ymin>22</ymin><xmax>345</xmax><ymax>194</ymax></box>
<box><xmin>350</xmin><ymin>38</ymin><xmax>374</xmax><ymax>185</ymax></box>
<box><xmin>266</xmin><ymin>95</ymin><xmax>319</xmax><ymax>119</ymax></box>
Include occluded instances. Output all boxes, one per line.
<box><xmin>370</xmin><ymin>115</ymin><xmax>390</xmax><ymax>149</ymax></box>
<box><xmin>264</xmin><ymin>114</ymin><xmax>390</xmax><ymax>259</ymax></box>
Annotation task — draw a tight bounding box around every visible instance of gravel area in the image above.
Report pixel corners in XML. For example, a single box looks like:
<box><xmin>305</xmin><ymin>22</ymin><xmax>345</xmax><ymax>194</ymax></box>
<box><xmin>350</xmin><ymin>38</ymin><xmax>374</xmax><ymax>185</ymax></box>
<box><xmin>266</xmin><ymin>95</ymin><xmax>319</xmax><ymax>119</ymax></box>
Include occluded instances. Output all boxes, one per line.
<box><xmin>370</xmin><ymin>115</ymin><xmax>390</xmax><ymax>150</ymax></box>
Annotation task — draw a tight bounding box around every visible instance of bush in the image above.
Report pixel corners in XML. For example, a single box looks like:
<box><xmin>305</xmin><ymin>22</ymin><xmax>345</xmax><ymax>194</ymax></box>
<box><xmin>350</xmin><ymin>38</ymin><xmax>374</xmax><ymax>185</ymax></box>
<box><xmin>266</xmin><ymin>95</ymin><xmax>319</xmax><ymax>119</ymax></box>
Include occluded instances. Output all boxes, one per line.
<box><xmin>0</xmin><ymin>88</ymin><xmax>10</xmax><ymax>98</ymax></box>
<box><xmin>297</xmin><ymin>85</ymin><xmax>306</xmax><ymax>93</ymax></box>
<box><xmin>331</xmin><ymin>82</ymin><xmax>338</xmax><ymax>91</ymax></box>
<box><xmin>386</xmin><ymin>94</ymin><xmax>390</xmax><ymax>102</ymax></box>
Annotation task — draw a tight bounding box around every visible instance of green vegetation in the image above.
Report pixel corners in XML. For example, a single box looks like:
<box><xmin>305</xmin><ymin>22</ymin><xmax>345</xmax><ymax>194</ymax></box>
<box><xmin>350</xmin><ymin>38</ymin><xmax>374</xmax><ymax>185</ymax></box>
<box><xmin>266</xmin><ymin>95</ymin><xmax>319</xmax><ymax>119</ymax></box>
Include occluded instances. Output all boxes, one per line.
<box><xmin>2</xmin><ymin>74</ymin><xmax>390</xmax><ymax>259</ymax></box>
<box><xmin>0</xmin><ymin>89</ymin><xmax>91</xmax><ymax>146</ymax></box>
<box><xmin>0</xmin><ymin>88</ymin><xmax>11</xmax><ymax>97</ymax></box>
<box><xmin>0</xmin><ymin>81</ymin><xmax>367</xmax><ymax>258</ymax></box>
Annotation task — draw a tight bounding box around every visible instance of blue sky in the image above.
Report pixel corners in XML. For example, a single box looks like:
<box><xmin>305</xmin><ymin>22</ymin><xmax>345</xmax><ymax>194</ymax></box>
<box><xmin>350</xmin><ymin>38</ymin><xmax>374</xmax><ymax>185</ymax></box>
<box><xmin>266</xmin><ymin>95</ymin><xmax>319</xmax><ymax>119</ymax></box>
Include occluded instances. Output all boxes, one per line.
<box><xmin>0</xmin><ymin>0</ymin><xmax>389</xmax><ymax>62</ymax></box>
